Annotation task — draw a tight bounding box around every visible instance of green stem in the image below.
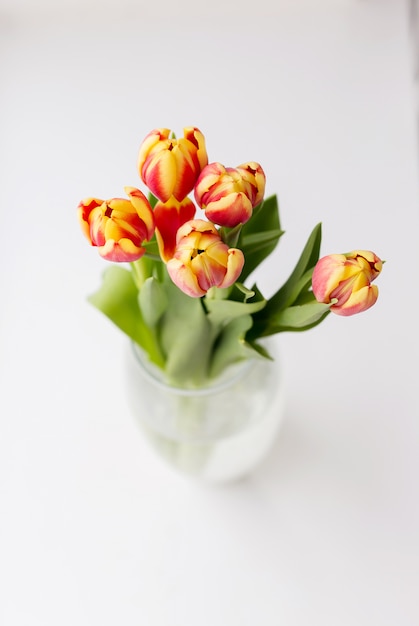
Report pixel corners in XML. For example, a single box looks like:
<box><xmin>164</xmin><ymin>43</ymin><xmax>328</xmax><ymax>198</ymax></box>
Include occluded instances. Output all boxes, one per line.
<box><xmin>130</xmin><ymin>258</ymin><xmax>150</xmax><ymax>289</ymax></box>
<box><xmin>129</xmin><ymin>258</ymin><xmax>167</xmax><ymax>369</ymax></box>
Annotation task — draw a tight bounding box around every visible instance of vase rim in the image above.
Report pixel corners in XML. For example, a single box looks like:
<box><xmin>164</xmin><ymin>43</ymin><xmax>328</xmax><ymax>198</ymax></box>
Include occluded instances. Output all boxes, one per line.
<box><xmin>130</xmin><ymin>341</ymin><xmax>260</xmax><ymax>397</ymax></box>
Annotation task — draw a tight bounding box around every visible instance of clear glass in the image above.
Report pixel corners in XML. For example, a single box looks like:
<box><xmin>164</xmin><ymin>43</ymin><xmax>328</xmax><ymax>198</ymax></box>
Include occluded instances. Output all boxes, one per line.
<box><xmin>124</xmin><ymin>339</ymin><xmax>285</xmax><ymax>483</ymax></box>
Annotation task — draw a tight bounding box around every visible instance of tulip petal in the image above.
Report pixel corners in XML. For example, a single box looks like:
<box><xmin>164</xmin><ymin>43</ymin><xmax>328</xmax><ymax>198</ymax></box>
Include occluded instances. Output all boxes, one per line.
<box><xmin>167</xmin><ymin>258</ymin><xmax>206</xmax><ymax>298</ymax></box>
<box><xmin>99</xmin><ymin>238</ymin><xmax>145</xmax><ymax>262</ymax></box>
<box><xmin>89</xmin><ymin>206</ymin><xmax>108</xmax><ymax>246</ymax></box>
<box><xmin>237</xmin><ymin>162</ymin><xmax>266</xmax><ymax>207</ymax></box>
<box><xmin>312</xmin><ymin>254</ymin><xmax>347</xmax><ymax>302</ymax></box>
<box><xmin>194</xmin><ymin>162</ymin><xmax>227</xmax><ymax>206</ymax></box>
<box><xmin>171</xmin><ymin>145</ymin><xmax>199</xmax><ymax>202</ymax></box>
<box><xmin>78</xmin><ymin>198</ymin><xmax>104</xmax><ymax>243</ymax></box>
<box><xmin>144</xmin><ymin>149</ymin><xmax>177</xmax><ymax>203</ymax></box>
<box><xmin>154</xmin><ymin>197</ymin><xmax>196</xmax><ymax>262</ymax></box>
<box><xmin>125</xmin><ymin>186</ymin><xmax>156</xmax><ymax>240</ymax></box>
<box><xmin>137</xmin><ymin>128</ymin><xmax>170</xmax><ymax>176</ymax></box>
<box><xmin>191</xmin><ymin>253</ymin><xmax>227</xmax><ymax>292</ymax></box>
<box><xmin>204</xmin><ymin>193</ymin><xmax>253</xmax><ymax>227</ymax></box>
<box><xmin>346</xmin><ymin>250</ymin><xmax>383</xmax><ymax>280</ymax></box>
<box><xmin>219</xmin><ymin>248</ymin><xmax>245</xmax><ymax>288</ymax></box>
<box><xmin>331</xmin><ymin>285</ymin><xmax>379</xmax><ymax>316</ymax></box>
<box><xmin>184</xmin><ymin>127</ymin><xmax>208</xmax><ymax>170</ymax></box>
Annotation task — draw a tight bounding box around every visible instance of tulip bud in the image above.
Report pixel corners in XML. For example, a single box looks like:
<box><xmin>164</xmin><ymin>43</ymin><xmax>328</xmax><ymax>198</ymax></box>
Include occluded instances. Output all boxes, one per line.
<box><xmin>137</xmin><ymin>127</ymin><xmax>208</xmax><ymax>203</ymax></box>
<box><xmin>154</xmin><ymin>196</ymin><xmax>196</xmax><ymax>262</ymax></box>
<box><xmin>312</xmin><ymin>250</ymin><xmax>383</xmax><ymax>316</ymax></box>
<box><xmin>78</xmin><ymin>186</ymin><xmax>155</xmax><ymax>262</ymax></box>
<box><xmin>194</xmin><ymin>161</ymin><xmax>266</xmax><ymax>228</ymax></box>
<box><xmin>166</xmin><ymin>219</ymin><xmax>245</xmax><ymax>297</ymax></box>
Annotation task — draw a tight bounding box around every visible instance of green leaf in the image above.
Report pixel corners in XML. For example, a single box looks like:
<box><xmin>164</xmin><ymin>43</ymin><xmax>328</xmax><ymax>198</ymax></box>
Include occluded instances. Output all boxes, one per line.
<box><xmin>244</xmin><ymin>340</ymin><xmax>274</xmax><ymax>360</ymax></box>
<box><xmin>237</xmin><ymin>194</ymin><xmax>284</xmax><ymax>281</ymax></box>
<box><xmin>209</xmin><ymin>315</ymin><xmax>253</xmax><ymax>378</ymax></box>
<box><xmin>216</xmin><ymin>281</ymin><xmax>262</xmax><ymax>304</ymax></box>
<box><xmin>159</xmin><ymin>281</ymin><xmax>213</xmax><ymax>387</ymax></box>
<box><xmin>267</xmin><ymin>222</ymin><xmax>322</xmax><ymax>312</ymax></box>
<box><xmin>148</xmin><ymin>192</ymin><xmax>159</xmax><ymax>208</ymax></box>
<box><xmin>205</xmin><ymin>296</ymin><xmax>267</xmax><ymax>330</ymax></box>
<box><xmin>138</xmin><ymin>276</ymin><xmax>168</xmax><ymax>327</ymax></box>
<box><xmin>262</xmin><ymin>300</ymin><xmax>331</xmax><ymax>334</ymax></box>
<box><xmin>235</xmin><ymin>282</ymin><xmax>255</xmax><ymax>301</ymax></box>
<box><xmin>281</xmin><ymin>268</ymin><xmax>314</xmax><ymax>308</ymax></box>
<box><xmin>219</xmin><ymin>223</ymin><xmax>243</xmax><ymax>248</ymax></box>
<box><xmin>240</xmin><ymin>229</ymin><xmax>283</xmax><ymax>250</ymax></box>
<box><xmin>248</xmin><ymin>222</ymin><xmax>323</xmax><ymax>339</ymax></box>
<box><xmin>142</xmin><ymin>237</ymin><xmax>161</xmax><ymax>260</ymax></box>
<box><xmin>88</xmin><ymin>266</ymin><xmax>165</xmax><ymax>367</ymax></box>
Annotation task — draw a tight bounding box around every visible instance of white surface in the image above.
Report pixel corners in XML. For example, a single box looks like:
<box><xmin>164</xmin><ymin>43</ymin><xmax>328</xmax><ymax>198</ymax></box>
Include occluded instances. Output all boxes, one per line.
<box><xmin>1</xmin><ymin>1</ymin><xmax>419</xmax><ymax>624</ymax></box>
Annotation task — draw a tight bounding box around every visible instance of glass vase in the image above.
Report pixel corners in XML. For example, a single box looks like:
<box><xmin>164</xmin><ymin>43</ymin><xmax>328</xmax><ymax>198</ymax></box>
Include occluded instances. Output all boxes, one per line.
<box><xmin>124</xmin><ymin>339</ymin><xmax>285</xmax><ymax>483</ymax></box>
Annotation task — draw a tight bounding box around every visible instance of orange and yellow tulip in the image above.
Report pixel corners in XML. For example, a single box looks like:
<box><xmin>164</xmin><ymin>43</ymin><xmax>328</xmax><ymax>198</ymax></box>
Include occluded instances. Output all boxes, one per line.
<box><xmin>194</xmin><ymin>161</ymin><xmax>266</xmax><ymax>227</ymax></box>
<box><xmin>78</xmin><ymin>187</ymin><xmax>155</xmax><ymax>262</ymax></box>
<box><xmin>312</xmin><ymin>250</ymin><xmax>383</xmax><ymax>316</ymax></box>
<box><xmin>138</xmin><ymin>127</ymin><xmax>208</xmax><ymax>203</ymax></box>
<box><xmin>166</xmin><ymin>219</ymin><xmax>245</xmax><ymax>297</ymax></box>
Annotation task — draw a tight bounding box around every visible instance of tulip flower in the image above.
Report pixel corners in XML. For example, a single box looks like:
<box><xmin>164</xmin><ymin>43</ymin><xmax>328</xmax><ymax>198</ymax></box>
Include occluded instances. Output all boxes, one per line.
<box><xmin>194</xmin><ymin>161</ymin><xmax>266</xmax><ymax>228</ymax></box>
<box><xmin>78</xmin><ymin>186</ymin><xmax>155</xmax><ymax>262</ymax></box>
<box><xmin>312</xmin><ymin>250</ymin><xmax>383</xmax><ymax>316</ymax></box>
<box><xmin>166</xmin><ymin>219</ymin><xmax>245</xmax><ymax>297</ymax></box>
<box><xmin>154</xmin><ymin>196</ymin><xmax>196</xmax><ymax>262</ymax></box>
<box><xmin>138</xmin><ymin>127</ymin><xmax>208</xmax><ymax>203</ymax></box>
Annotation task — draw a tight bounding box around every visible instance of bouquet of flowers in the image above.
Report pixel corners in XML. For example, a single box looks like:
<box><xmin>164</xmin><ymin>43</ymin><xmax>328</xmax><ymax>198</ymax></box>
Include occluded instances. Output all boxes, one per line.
<box><xmin>78</xmin><ymin>126</ymin><xmax>383</xmax><ymax>388</ymax></box>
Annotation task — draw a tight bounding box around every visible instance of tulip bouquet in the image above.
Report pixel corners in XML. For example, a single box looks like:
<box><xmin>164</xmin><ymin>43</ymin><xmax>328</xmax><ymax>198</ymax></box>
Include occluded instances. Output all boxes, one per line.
<box><xmin>78</xmin><ymin>127</ymin><xmax>383</xmax><ymax>388</ymax></box>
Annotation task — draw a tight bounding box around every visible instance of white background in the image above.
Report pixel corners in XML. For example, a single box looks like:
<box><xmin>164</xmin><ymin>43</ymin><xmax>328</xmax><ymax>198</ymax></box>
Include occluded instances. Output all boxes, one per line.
<box><xmin>1</xmin><ymin>0</ymin><xmax>419</xmax><ymax>624</ymax></box>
